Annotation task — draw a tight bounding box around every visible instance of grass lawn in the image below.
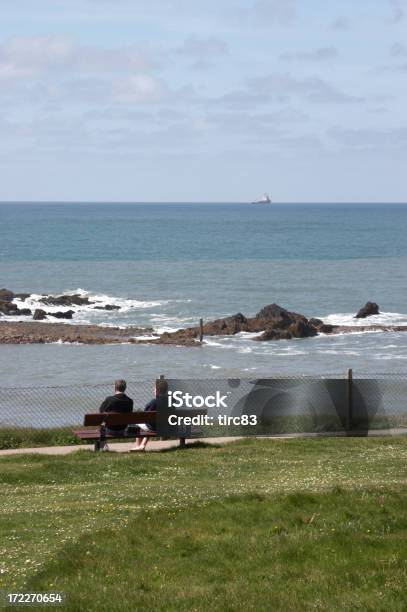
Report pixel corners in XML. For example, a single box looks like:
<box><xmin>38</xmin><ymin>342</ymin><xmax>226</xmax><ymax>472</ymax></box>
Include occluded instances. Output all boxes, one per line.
<box><xmin>0</xmin><ymin>437</ymin><xmax>406</xmax><ymax>611</ymax></box>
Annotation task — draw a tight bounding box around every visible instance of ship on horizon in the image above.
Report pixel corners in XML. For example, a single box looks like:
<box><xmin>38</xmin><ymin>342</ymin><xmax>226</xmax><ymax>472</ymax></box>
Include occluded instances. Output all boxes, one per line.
<box><xmin>252</xmin><ymin>192</ymin><xmax>271</xmax><ymax>204</ymax></box>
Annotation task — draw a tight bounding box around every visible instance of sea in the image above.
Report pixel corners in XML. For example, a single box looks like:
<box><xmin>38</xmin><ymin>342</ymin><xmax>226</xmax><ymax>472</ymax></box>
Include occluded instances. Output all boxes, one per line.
<box><xmin>1</xmin><ymin>202</ymin><xmax>407</xmax><ymax>387</ymax></box>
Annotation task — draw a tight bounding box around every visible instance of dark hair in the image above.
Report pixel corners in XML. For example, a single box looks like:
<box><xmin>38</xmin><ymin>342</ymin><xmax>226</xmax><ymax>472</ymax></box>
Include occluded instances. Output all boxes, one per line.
<box><xmin>115</xmin><ymin>379</ymin><xmax>127</xmax><ymax>392</ymax></box>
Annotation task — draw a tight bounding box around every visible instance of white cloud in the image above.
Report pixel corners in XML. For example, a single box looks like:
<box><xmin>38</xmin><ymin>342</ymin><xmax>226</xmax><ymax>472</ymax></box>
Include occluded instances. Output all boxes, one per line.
<box><xmin>112</xmin><ymin>74</ymin><xmax>163</xmax><ymax>103</ymax></box>
<box><xmin>0</xmin><ymin>35</ymin><xmax>153</xmax><ymax>84</ymax></box>
<box><xmin>0</xmin><ymin>35</ymin><xmax>163</xmax><ymax>107</ymax></box>
<box><xmin>1</xmin><ymin>35</ymin><xmax>75</xmax><ymax>70</ymax></box>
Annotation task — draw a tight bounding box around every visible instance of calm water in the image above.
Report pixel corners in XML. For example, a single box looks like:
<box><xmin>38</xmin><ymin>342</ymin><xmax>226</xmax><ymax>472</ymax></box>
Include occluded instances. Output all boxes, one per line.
<box><xmin>1</xmin><ymin>202</ymin><xmax>407</xmax><ymax>386</ymax></box>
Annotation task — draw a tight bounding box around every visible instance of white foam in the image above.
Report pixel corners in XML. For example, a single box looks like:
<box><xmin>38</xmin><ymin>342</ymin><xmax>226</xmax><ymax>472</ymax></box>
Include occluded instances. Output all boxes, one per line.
<box><xmin>8</xmin><ymin>288</ymin><xmax>192</xmax><ymax>327</ymax></box>
<box><xmin>17</xmin><ymin>288</ymin><xmax>169</xmax><ymax>313</ymax></box>
<box><xmin>321</xmin><ymin>311</ymin><xmax>407</xmax><ymax>327</ymax></box>
<box><xmin>132</xmin><ymin>334</ymin><xmax>159</xmax><ymax>341</ymax></box>
<box><xmin>50</xmin><ymin>340</ymin><xmax>82</xmax><ymax>345</ymax></box>
<box><xmin>204</xmin><ymin>339</ymin><xmax>226</xmax><ymax>347</ymax></box>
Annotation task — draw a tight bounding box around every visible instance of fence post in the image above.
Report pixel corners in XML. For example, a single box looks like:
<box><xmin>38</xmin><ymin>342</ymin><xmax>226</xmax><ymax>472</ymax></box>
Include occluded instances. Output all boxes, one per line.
<box><xmin>156</xmin><ymin>374</ymin><xmax>169</xmax><ymax>440</ymax></box>
<box><xmin>199</xmin><ymin>318</ymin><xmax>204</xmax><ymax>343</ymax></box>
<box><xmin>346</xmin><ymin>368</ymin><xmax>353</xmax><ymax>432</ymax></box>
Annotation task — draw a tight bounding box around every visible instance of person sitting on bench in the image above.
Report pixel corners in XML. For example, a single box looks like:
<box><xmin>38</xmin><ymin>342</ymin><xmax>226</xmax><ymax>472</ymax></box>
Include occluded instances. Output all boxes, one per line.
<box><xmin>130</xmin><ymin>383</ymin><xmax>160</xmax><ymax>452</ymax></box>
<box><xmin>99</xmin><ymin>379</ymin><xmax>133</xmax><ymax>438</ymax></box>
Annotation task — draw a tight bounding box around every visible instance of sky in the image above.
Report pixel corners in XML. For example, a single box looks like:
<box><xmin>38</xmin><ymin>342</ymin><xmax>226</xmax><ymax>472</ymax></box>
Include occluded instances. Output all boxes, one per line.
<box><xmin>0</xmin><ymin>0</ymin><xmax>406</xmax><ymax>202</ymax></box>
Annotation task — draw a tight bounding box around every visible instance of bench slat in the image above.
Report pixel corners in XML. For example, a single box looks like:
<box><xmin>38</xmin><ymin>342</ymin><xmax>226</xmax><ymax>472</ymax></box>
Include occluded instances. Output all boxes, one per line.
<box><xmin>83</xmin><ymin>412</ymin><xmax>156</xmax><ymax>427</ymax></box>
<box><xmin>74</xmin><ymin>428</ymin><xmax>156</xmax><ymax>440</ymax></box>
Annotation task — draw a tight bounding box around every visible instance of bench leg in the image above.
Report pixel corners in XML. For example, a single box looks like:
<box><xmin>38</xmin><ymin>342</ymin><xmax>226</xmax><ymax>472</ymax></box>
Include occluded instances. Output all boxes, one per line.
<box><xmin>97</xmin><ymin>424</ymin><xmax>106</xmax><ymax>452</ymax></box>
<box><xmin>179</xmin><ymin>437</ymin><xmax>186</xmax><ymax>448</ymax></box>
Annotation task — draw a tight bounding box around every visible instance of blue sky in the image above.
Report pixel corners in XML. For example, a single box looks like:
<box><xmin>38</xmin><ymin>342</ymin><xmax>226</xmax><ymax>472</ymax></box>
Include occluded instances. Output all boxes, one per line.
<box><xmin>0</xmin><ymin>0</ymin><xmax>406</xmax><ymax>202</ymax></box>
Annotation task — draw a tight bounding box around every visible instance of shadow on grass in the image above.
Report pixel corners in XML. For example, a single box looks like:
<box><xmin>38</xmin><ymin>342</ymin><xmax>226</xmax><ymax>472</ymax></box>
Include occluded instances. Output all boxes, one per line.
<box><xmin>25</xmin><ymin>487</ymin><xmax>407</xmax><ymax>612</ymax></box>
<box><xmin>155</xmin><ymin>440</ymin><xmax>224</xmax><ymax>453</ymax></box>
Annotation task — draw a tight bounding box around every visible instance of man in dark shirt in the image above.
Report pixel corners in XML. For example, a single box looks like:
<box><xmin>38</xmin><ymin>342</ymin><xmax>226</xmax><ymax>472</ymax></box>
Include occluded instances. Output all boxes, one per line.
<box><xmin>99</xmin><ymin>379</ymin><xmax>133</xmax><ymax>434</ymax></box>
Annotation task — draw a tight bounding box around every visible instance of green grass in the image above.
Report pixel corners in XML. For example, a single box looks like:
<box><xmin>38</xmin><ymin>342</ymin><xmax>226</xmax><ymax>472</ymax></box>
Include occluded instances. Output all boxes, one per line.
<box><xmin>0</xmin><ymin>437</ymin><xmax>406</xmax><ymax>611</ymax></box>
<box><xmin>2</xmin><ymin>413</ymin><xmax>405</xmax><ymax>450</ymax></box>
<box><xmin>0</xmin><ymin>427</ymin><xmax>82</xmax><ymax>449</ymax></box>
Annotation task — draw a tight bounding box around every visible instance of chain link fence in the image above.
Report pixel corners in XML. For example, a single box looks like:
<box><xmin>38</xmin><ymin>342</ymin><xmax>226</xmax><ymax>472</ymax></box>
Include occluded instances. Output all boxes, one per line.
<box><xmin>0</xmin><ymin>380</ymin><xmax>153</xmax><ymax>449</ymax></box>
<box><xmin>0</xmin><ymin>373</ymin><xmax>406</xmax><ymax>449</ymax></box>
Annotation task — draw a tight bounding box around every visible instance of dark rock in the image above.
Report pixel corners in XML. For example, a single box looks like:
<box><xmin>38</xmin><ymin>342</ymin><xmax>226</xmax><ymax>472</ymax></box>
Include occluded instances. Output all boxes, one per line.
<box><xmin>0</xmin><ymin>289</ymin><xmax>14</xmax><ymax>302</ymax></box>
<box><xmin>319</xmin><ymin>324</ymin><xmax>335</xmax><ymax>334</ymax></box>
<box><xmin>202</xmin><ymin>313</ymin><xmax>248</xmax><ymax>336</ymax></box>
<box><xmin>308</xmin><ymin>318</ymin><xmax>324</xmax><ymax>328</ymax></box>
<box><xmin>17</xmin><ymin>308</ymin><xmax>32</xmax><ymax>316</ymax></box>
<box><xmin>288</xmin><ymin>319</ymin><xmax>318</xmax><ymax>338</ymax></box>
<box><xmin>14</xmin><ymin>293</ymin><xmax>31</xmax><ymax>301</ymax></box>
<box><xmin>33</xmin><ymin>309</ymin><xmax>47</xmax><ymax>320</ymax></box>
<box><xmin>355</xmin><ymin>302</ymin><xmax>380</xmax><ymax>318</ymax></box>
<box><xmin>155</xmin><ymin>303</ymin><xmax>321</xmax><ymax>344</ymax></box>
<box><xmin>93</xmin><ymin>304</ymin><xmax>121</xmax><ymax>311</ymax></box>
<box><xmin>50</xmin><ymin>310</ymin><xmax>74</xmax><ymax>319</ymax></box>
<box><xmin>254</xmin><ymin>303</ymin><xmax>295</xmax><ymax>327</ymax></box>
<box><xmin>248</xmin><ymin>303</ymin><xmax>309</xmax><ymax>333</ymax></box>
<box><xmin>0</xmin><ymin>301</ymin><xmax>16</xmax><ymax>314</ymax></box>
<box><xmin>151</xmin><ymin>330</ymin><xmax>200</xmax><ymax>346</ymax></box>
<box><xmin>0</xmin><ymin>300</ymin><xmax>31</xmax><ymax>316</ymax></box>
<box><xmin>254</xmin><ymin>319</ymin><xmax>317</xmax><ymax>341</ymax></box>
<box><xmin>254</xmin><ymin>328</ymin><xmax>292</xmax><ymax>341</ymax></box>
<box><xmin>41</xmin><ymin>294</ymin><xmax>92</xmax><ymax>307</ymax></box>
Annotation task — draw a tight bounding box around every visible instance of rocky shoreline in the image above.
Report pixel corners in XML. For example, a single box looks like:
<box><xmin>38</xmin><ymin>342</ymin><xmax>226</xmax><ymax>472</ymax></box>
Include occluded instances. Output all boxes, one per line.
<box><xmin>0</xmin><ymin>288</ymin><xmax>120</xmax><ymax>320</ymax></box>
<box><xmin>0</xmin><ymin>292</ymin><xmax>407</xmax><ymax>345</ymax></box>
<box><xmin>147</xmin><ymin>302</ymin><xmax>407</xmax><ymax>345</ymax></box>
<box><xmin>0</xmin><ymin>321</ymin><xmax>153</xmax><ymax>344</ymax></box>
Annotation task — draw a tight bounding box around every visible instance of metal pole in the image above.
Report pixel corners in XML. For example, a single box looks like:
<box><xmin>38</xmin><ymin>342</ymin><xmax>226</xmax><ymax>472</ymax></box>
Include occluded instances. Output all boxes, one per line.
<box><xmin>346</xmin><ymin>368</ymin><xmax>353</xmax><ymax>432</ymax></box>
<box><xmin>199</xmin><ymin>318</ymin><xmax>204</xmax><ymax>343</ymax></box>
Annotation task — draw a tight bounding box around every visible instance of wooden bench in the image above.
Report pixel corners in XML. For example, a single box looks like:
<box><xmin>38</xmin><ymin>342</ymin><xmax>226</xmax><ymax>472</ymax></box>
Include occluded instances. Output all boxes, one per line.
<box><xmin>74</xmin><ymin>411</ymin><xmax>201</xmax><ymax>451</ymax></box>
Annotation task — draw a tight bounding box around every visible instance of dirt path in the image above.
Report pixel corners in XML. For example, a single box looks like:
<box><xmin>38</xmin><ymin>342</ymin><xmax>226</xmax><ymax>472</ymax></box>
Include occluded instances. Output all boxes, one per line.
<box><xmin>0</xmin><ymin>430</ymin><xmax>405</xmax><ymax>456</ymax></box>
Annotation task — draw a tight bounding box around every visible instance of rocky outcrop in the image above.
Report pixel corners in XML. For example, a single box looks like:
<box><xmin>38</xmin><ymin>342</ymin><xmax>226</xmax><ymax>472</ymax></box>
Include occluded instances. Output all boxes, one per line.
<box><xmin>51</xmin><ymin>310</ymin><xmax>74</xmax><ymax>319</ymax></box>
<box><xmin>0</xmin><ymin>289</ymin><xmax>14</xmax><ymax>302</ymax></box>
<box><xmin>0</xmin><ymin>300</ymin><xmax>31</xmax><ymax>317</ymax></box>
<box><xmin>355</xmin><ymin>302</ymin><xmax>380</xmax><ymax>318</ymax></box>
<box><xmin>151</xmin><ymin>304</ymin><xmax>322</xmax><ymax>344</ymax></box>
<box><xmin>308</xmin><ymin>318</ymin><xmax>335</xmax><ymax>334</ymax></box>
<box><xmin>203</xmin><ymin>313</ymin><xmax>249</xmax><ymax>335</ymax></box>
<box><xmin>151</xmin><ymin>302</ymin><xmax>389</xmax><ymax>345</ymax></box>
<box><xmin>0</xmin><ymin>288</ymin><xmax>20</xmax><ymax>316</ymax></box>
<box><xmin>250</xmin><ymin>305</ymin><xmax>318</xmax><ymax>341</ymax></box>
<box><xmin>1</xmin><ymin>299</ymin><xmax>407</xmax><ymax>345</ymax></box>
<box><xmin>17</xmin><ymin>308</ymin><xmax>32</xmax><ymax>316</ymax></box>
<box><xmin>254</xmin><ymin>320</ymin><xmax>318</xmax><ymax>342</ymax></box>
<box><xmin>0</xmin><ymin>321</ymin><xmax>153</xmax><ymax>344</ymax></box>
<box><xmin>14</xmin><ymin>293</ymin><xmax>31</xmax><ymax>301</ymax></box>
<box><xmin>0</xmin><ymin>288</ymin><xmax>126</xmax><ymax>321</ymax></box>
<box><xmin>40</xmin><ymin>293</ymin><xmax>92</xmax><ymax>307</ymax></box>
<box><xmin>93</xmin><ymin>304</ymin><xmax>121</xmax><ymax>310</ymax></box>
<box><xmin>250</xmin><ymin>304</ymin><xmax>317</xmax><ymax>340</ymax></box>
<box><xmin>33</xmin><ymin>309</ymin><xmax>47</xmax><ymax>320</ymax></box>
<box><xmin>0</xmin><ymin>301</ymin><xmax>15</xmax><ymax>315</ymax></box>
